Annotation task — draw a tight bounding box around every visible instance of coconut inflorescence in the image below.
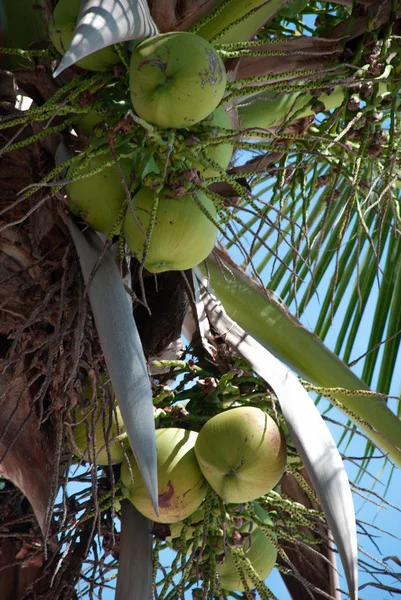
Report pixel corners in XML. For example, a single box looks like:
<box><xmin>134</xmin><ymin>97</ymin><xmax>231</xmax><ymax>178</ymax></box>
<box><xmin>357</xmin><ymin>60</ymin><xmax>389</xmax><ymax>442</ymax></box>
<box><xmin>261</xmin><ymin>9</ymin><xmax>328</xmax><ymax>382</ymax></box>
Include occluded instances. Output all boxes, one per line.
<box><xmin>53</xmin><ymin>25</ymin><xmax>228</xmax><ymax>268</ymax></box>
<box><xmin>120</xmin><ymin>428</ymin><xmax>207</xmax><ymax>523</ymax></box>
<box><xmin>75</xmin><ymin>93</ymin><xmax>131</xmax><ymax>136</ymax></box>
<box><xmin>215</xmin><ymin>502</ymin><xmax>277</xmax><ymax>591</ymax></box>
<box><xmin>166</xmin><ymin>508</ymin><xmax>205</xmax><ymax>553</ymax></box>
<box><xmin>195</xmin><ymin>407</ymin><xmax>287</xmax><ymax>503</ymax></box>
<box><xmin>164</xmin><ymin>501</ymin><xmax>277</xmax><ymax>592</ymax></box>
<box><xmin>140</xmin><ymin>406</ymin><xmax>284</xmax><ymax>592</ymax></box>
<box><xmin>129</xmin><ymin>32</ymin><xmax>227</xmax><ymax>128</ymax></box>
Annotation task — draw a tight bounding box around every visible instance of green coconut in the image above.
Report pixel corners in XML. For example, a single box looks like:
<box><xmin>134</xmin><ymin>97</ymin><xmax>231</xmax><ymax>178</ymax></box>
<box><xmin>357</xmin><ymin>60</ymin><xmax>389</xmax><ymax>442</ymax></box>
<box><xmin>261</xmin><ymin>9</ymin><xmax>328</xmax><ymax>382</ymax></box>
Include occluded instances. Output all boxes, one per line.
<box><xmin>195</xmin><ymin>407</ymin><xmax>287</xmax><ymax>503</ymax></box>
<box><xmin>72</xmin><ymin>404</ymin><xmax>127</xmax><ymax>466</ymax></box>
<box><xmin>66</xmin><ymin>149</ymin><xmax>132</xmax><ymax>234</ymax></box>
<box><xmin>194</xmin><ymin>107</ymin><xmax>234</xmax><ymax>178</ymax></box>
<box><xmin>166</xmin><ymin>508</ymin><xmax>205</xmax><ymax>551</ymax></box>
<box><xmin>49</xmin><ymin>0</ymin><xmax>121</xmax><ymax>72</ymax></box>
<box><xmin>129</xmin><ymin>32</ymin><xmax>227</xmax><ymax>128</ymax></box>
<box><xmin>124</xmin><ymin>186</ymin><xmax>217</xmax><ymax>272</ymax></box>
<box><xmin>217</xmin><ymin>522</ymin><xmax>277</xmax><ymax>591</ymax></box>
<box><xmin>120</xmin><ymin>428</ymin><xmax>207</xmax><ymax>523</ymax></box>
<box><xmin>168</xmin><ymin>509</ymin><xmax>204</xmax><ymax>540</ymax></box>
<box><xmin>75</xmin><ymin>108</ymin><xmax>106</xmax><ymax>136</ymax></box>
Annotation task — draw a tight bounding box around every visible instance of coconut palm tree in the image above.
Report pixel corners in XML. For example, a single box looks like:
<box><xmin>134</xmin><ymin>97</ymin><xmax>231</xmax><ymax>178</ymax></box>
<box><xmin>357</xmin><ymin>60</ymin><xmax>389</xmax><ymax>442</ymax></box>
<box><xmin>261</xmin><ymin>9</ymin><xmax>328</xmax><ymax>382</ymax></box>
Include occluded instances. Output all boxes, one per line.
<box><xmin>1</xmin><ymin>0</ymin><xmax>401</xmax><ymax>598</ymax></box>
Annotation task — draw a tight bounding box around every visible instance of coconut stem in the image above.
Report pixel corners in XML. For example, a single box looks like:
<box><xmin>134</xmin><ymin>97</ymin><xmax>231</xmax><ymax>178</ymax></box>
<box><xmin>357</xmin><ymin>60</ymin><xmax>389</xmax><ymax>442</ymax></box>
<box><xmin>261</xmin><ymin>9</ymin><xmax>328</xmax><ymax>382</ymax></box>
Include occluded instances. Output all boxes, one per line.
<box><xmin>0</xmin><ymin>46</ymin><xmax>51</xmax><ymax>58</ymax></box>
<box><xmin>225</xmin><ymin>67</ymin><xmax>316</xmax><ymax>89</ymax></box>
<box><xmin>224</xmin><ymin>78</ymin><xmax>344</xmax><ymax>104</ymax></box>
<box><xmin>213</xmin><ymin>37</ymin><xmax>290</xmax><ymax>51</ymax></box>
<box><xmin>1</xmin><ymin>117</ymin><xmax>78</xmax><ymax>156</ymax></box>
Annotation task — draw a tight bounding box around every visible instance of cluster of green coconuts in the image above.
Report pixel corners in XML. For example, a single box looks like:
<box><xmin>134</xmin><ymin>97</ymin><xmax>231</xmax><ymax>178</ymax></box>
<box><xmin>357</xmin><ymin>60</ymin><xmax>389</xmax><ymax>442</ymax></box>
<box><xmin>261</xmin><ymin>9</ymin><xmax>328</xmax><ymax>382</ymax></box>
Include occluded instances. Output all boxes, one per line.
<box><xmin>52</xmin><ymin>0</ymin><xmax>283</xmax><ymax>589</ymax></box>
<box><xmin>72</xmin><ymin>403</ymin><xmax>287</xmax><ymax>591</ymax></box>
<box><xmin>49</xmin><ymin>0</ymin><xmax>234</xmax><ymax>273</ymax></box>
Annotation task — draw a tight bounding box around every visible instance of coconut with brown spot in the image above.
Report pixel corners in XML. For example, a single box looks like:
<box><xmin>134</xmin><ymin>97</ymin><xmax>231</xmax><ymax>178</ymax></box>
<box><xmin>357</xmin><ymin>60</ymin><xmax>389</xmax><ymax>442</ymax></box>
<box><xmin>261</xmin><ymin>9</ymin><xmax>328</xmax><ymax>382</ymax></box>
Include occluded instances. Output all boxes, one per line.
<box><xmin>120</xmin><ymin>428</ymin><xmax>206</xmax><ymax>523</ymax></box>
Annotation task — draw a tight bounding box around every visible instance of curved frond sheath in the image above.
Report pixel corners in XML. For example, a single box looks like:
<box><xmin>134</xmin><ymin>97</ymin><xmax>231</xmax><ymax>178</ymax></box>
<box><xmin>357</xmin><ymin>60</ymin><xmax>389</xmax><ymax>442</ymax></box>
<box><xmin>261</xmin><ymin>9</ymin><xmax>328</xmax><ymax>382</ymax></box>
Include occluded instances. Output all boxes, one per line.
<box><xmin>67</xmin><ymin>219</ymin><xmax>159</xmax><ymax>516</ymax></box>
<box><xmin>53</xmin><ymin>0</ymin><xmax>158</xmax><ymax>77</ymax></box>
